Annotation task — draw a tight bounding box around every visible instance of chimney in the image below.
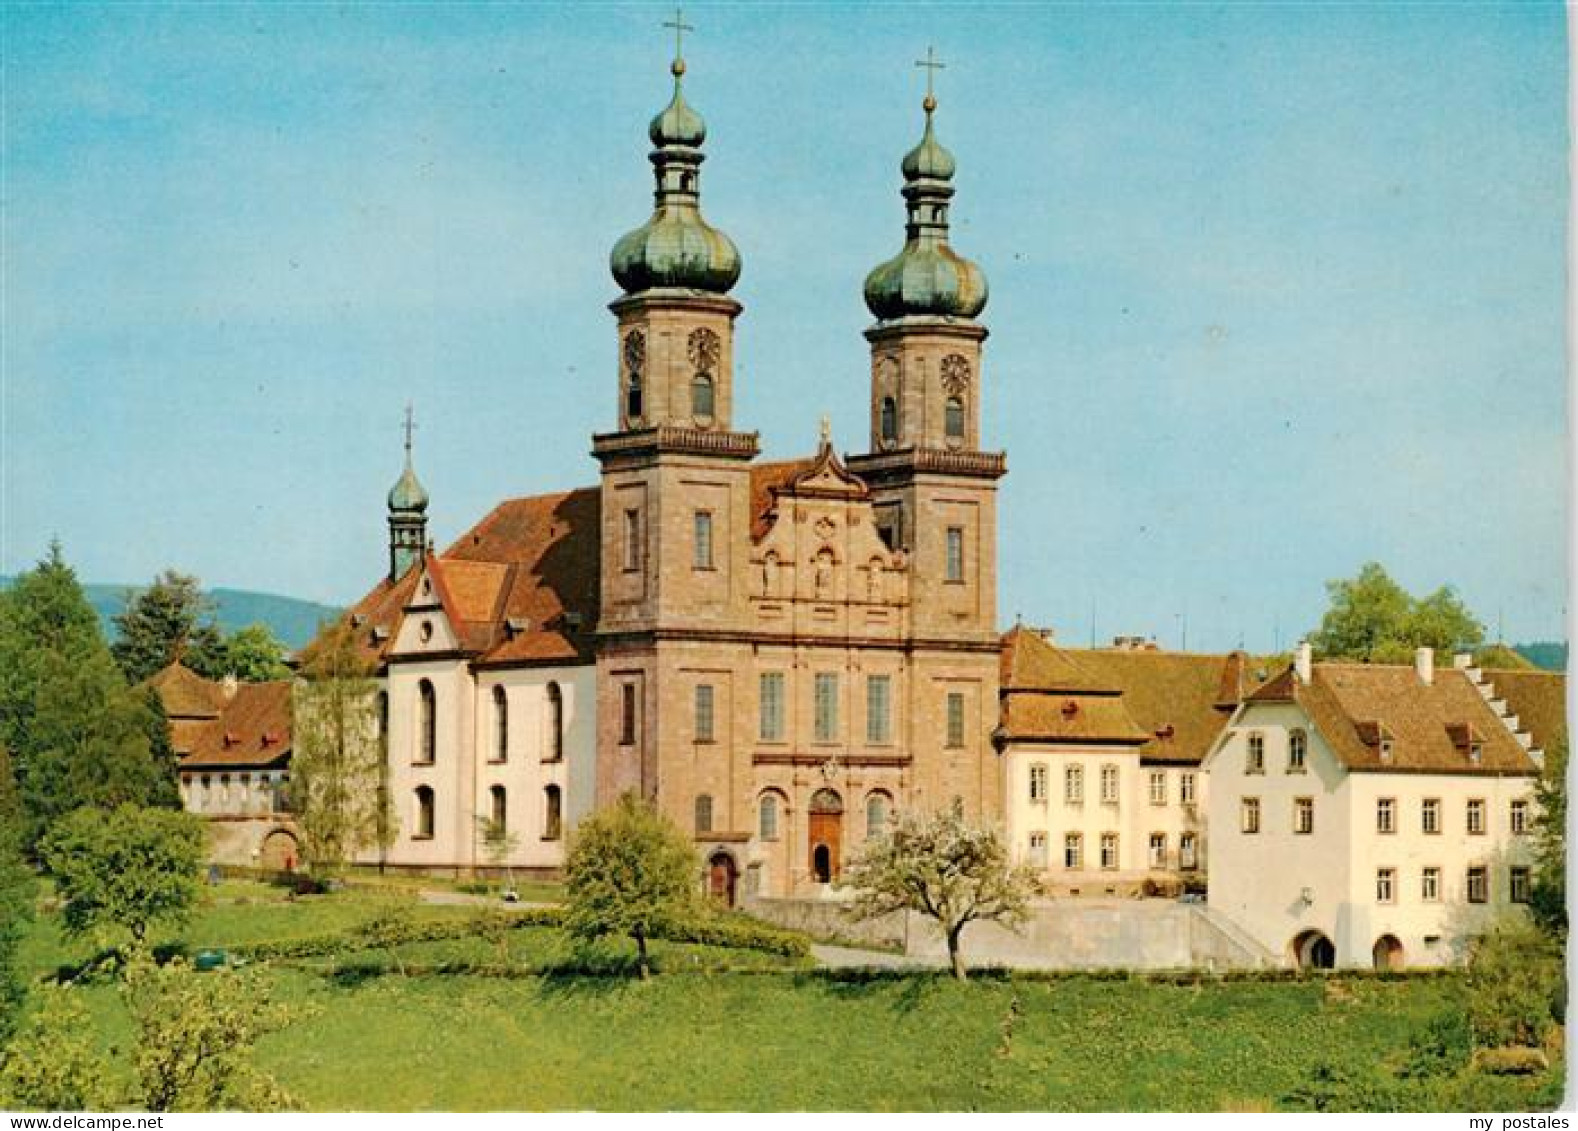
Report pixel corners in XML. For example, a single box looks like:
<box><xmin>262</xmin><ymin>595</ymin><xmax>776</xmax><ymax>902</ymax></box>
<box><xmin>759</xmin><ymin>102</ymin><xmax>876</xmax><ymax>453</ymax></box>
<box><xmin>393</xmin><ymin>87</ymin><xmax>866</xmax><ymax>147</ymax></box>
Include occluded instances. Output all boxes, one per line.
<box><xmin>1415</xmin><ymin>646</ymin><xmax>1434</xmax><ymax>686</ymax></box>
<box><xmin>221</xmin><ymin>673</ymin><xmax>239</xmax><ymax>700</ymax></box>
<box><xmin>1295</xmin><ymin>641</ymin><xmax>1312</xmax><ymax>684</ymax></box>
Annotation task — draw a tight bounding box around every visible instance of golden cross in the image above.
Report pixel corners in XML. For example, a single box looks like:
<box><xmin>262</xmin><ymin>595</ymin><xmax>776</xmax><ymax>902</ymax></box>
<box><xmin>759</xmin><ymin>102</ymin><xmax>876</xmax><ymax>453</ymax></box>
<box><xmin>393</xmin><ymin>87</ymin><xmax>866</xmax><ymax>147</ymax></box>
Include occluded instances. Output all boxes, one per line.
<box><xmin>915</xmin><ymin>45</ymin><xmax>945</xmax><ymax>101</ymax></box>
<box><xmin>663</xmin><ymin>7</ymin><xmax>694</xmax><ymax>61</ymax></box>
<box><xmin>403</xmin><ymin>402</ymin><xmax>416</xmax><ymax>458</ymax></box>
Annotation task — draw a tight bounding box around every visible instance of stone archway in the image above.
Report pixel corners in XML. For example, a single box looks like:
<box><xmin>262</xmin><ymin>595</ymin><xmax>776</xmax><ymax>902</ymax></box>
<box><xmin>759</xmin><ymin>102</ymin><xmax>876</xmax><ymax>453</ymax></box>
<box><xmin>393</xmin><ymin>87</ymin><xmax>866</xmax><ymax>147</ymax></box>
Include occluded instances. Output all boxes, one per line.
<box><xmin>259</xmin><ymin>828</ymin><xmax>299</xmax><ymax>873</ymax></box>
<box><xmin>808</xmin><ymin>788</ymin><xmax>843</xmax><ymax>884</ymax></box>
<box><xmin>1291</xmin><ymin>929</ymin><xmax>1336</xmax><ymax>970</ymax></box>
<box><xmin>1372</xmin><ymin>934</ymin><xmax>1404</xmax><ymax>971</ymax></box>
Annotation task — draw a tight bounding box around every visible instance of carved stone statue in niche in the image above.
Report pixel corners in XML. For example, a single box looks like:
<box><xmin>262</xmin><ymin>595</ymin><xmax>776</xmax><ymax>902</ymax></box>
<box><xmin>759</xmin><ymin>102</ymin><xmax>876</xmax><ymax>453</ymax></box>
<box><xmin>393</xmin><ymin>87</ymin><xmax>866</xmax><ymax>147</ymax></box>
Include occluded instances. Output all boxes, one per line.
<box><xmin>866</xmin><ymin>557</ymin><xmax>884</xmax><ymax>602</ymax></box>
<box><xmin>814</xmin><ymin>548</ymin><xmax>834</xmax><ymax>595</ymax></box>
<box><xmin>761</xmin><ymin>551</ymin><xmax>779</xmax><ymax>596</ymax></box>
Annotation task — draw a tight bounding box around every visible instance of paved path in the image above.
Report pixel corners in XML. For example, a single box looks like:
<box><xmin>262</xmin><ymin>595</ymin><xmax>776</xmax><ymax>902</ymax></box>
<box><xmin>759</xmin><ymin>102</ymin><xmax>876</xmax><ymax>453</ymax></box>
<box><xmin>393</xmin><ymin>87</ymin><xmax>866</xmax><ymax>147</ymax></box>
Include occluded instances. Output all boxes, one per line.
<box><xmin>811</xmin><ymin>943</ymin><xmax>942</xmax><ymax>970</ymax></box>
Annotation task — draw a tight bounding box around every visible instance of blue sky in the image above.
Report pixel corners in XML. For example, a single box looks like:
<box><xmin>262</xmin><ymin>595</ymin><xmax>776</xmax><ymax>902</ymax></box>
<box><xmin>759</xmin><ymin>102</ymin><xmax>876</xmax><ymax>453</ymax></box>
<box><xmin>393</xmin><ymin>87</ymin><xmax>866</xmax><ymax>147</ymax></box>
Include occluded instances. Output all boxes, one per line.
<box><xmin>3</xmin><ymin>2</ymin><xmax>1568</xmax><ymax>652</ymax></box>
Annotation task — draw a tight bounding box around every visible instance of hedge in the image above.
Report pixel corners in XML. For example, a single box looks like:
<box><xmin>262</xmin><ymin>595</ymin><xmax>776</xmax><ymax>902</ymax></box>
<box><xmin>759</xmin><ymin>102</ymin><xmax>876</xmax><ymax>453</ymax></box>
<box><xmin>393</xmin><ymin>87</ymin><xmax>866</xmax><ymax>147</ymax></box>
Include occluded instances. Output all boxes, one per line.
<box><xmin>233</xmin><ymin>906</ymin><xmax>809</xmax><ymax>962</ymax></box>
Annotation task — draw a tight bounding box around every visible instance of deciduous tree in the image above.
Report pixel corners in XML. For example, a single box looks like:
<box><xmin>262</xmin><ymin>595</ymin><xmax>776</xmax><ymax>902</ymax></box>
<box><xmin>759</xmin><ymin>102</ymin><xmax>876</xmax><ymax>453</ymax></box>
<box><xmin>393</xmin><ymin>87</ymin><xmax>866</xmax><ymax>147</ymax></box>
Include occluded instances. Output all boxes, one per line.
<box><xmin>563</xmin><ymin>792</ymin><xmax>696</xmax><ymax>978</ymax></box>
<box><xmin>1310</xmin><ymin>562</ymin><xmax>1484</xmax><ymax>663</ymax></box>
<box><xmin>843</xmin><ymin>805</ymin><xmax>1040</xmax><ymax>981</ymax></box>
<box><xmin>219</xmin><ymin>622</ymin><xmax>292</xmax><ymax>682</ymax></box>
<box><xmin>291</xmin><ymin>621</ymin><xmax>392</xmax><ymax>875</ymax></box>
<box><xmin>1529</xmin><ymin>734</ymin><xmax>1566</xmax><ymax>938</ymax></box>
<box><xmin>40</xmin><ymin>804</ymin><xmax>205</xmax><ymax>949</ymax></box>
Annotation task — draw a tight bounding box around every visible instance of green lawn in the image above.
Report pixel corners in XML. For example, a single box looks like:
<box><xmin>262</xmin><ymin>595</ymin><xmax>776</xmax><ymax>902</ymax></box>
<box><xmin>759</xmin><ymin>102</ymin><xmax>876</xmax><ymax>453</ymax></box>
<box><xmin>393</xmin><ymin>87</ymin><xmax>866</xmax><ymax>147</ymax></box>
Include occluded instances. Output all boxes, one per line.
<box><xmin>14</xmin><ymin>885</ymin><xmax>1565</xmax><ymax>1112</ymax></box>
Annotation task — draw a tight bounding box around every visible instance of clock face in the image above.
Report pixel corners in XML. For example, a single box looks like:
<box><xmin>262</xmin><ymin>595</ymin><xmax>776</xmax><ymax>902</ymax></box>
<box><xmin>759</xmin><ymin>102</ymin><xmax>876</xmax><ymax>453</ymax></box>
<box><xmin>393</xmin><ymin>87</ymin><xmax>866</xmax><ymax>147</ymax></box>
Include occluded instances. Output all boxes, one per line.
<box><xmin>623</xmin><ymin>329</ymin><xmax>646</xmax><ymax>373</ymax></box>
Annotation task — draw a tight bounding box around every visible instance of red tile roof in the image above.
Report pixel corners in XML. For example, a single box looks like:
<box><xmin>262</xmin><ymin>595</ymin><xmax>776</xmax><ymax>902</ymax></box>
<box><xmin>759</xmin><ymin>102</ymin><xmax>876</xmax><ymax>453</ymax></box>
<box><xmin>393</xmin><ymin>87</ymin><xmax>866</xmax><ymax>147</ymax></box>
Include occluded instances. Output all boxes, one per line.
<box><xmin>149</xmin><ymin>664</ymin><xmax>293</xmax><ymax>771</ymax></box>
<box><xmin>1249</xmin><ymin>661</ymin><xmax>1540</xmax><ymax>776</ymax></box>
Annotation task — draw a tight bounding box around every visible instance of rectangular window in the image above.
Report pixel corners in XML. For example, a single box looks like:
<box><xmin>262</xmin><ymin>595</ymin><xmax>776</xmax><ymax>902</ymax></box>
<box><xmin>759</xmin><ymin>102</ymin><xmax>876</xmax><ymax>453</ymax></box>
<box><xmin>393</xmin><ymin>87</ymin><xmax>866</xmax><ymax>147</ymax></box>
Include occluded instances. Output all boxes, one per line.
<box><xmin>1376</xmin><ymin>797</ymin><xmax>1396</xmax><ymax>834</ymax></box>
<box><xmin>1511</xmin><ymin>865</ymin><xmax>1531</xmax><ymax>904</ymax></box>
<box><xmin>1029</xmin><ymin>764</ymin><xmax>1049</xmax><ymax>803</ymax></box>
<box><xmin>620</xmin><ymin>684</ymin><xmax>637</xmax><ymax>745</ymax></box>
<box><xmin>1100</xmin><ymin>764</ymin><xmax>1119</xmax><ymax>805</ymax></box>
<box><xmin>1064</xmin><ymin>833</ymin><xmax>1083</xmax><ymax>870</ymax></box>
<box><xmin>1148</xmin><ymin>771</ymin><xmax>1166</xmax><ymax>806</ymax></box>
<box><xmin>1422</xmin><ymin>866</ymin><xmax>1440</xmax><ymax>902</ymax></box>
<box><xmin>1100</xmin><ymin>833</ymin><xmax>1119</xmax><ymax>870</ymax></box>
<box><xmin>1376</xmin><ymin>867</ymin><xmax>1395</xmax><ymax>904</ymax></box>
<box><xmin>1467</xmin><ymin>865</ymin><xmax>1488</xmax><ymax>904</ymax></box>
<box><xmin>759</xmin><ymin>673</ymin><xmax>785</xmax><ymax>742</ymax></box>
<box><xmin>694</xmin><ymin>684</ymin><xmax>715</xmax><ymax>744</ymax></box>
<box><xmin>1180</xmin><ymin>832</ymin><xmax>1198</xmax><ymax>870</ymax></box>
<box><xmin>1241</xmin><ymin>797</ymin><xmax>1261</xmax><ymax>834</ymax></box>
<box><xmin>1246</xmin><ymin>732</ymin><xmax>1265</xmax><ymax>774</ymax></box>
<box><xmin>865</xmin><ymin>675</ymin><xmax>891</xmax><ymax>744</ymax></box>
<box><xmin>1028</xmin><ymin>832</ymin><xmax>1048</xmax><ymax>868</ymax></box>
<box><xmin>945</xmin><ymin>692</ymin><xmax>965</xmax><ymax>748</ymax></box>
<box><xmin>1294</xmin><ymin>796</ymin><xmax>1314</xmax><ymax>835</ymax></box>
<box><xmin>1467</xmin><ymin>798</ymin><xmax>1486</xmax><ymax>835</ymax></box>
<box><xmin>622</xmin><ymin>508</ymin><xmax>641</xmax><ymax>571</ymax></box>
<box><xmin>1510</xmin><ymin>799</ymin><xmax>1529</xmax><ymax>836</ymax></box>
<box><xmin>814</xmin><ymin>672</ymin><xmax>840</xmax><ymax>742</ymax></box>
<box><xmin>1180</xmin><ymin>772</ymin><xmax>1196</xmax><ymax>806</ymax></box>
<box><xmin>945</xmin><ymin>526</ymin><xmax>964</xmax><ymax>582</ymax></box>
<box><xmin>1422</xmin><ymin>797</ymin><xmax>1441</xmax><ymax>835</ymax></box>
<box><xmin>1065</xmin><ymin>765</ymin><xmax>1084</xmax><ymax>804</ymax></box>
<box><xmin>692</xmin><ymin>511</ymin><xmax>714</xmax><ymax>569</ymax></box>
<box><xmin>1148</xmin><ymin>832</ymin><xmax>1166</xmax><ymax>869</ymax></box>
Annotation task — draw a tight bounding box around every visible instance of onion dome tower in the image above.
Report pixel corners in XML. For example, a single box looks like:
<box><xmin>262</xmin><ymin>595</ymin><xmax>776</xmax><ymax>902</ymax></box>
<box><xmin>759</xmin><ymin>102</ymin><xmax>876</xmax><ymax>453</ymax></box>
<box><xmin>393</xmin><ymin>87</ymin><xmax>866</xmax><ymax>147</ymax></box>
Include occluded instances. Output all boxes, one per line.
<box><xmin>603</xmin><ymin>14</ymin><xmax>747</xmax><ymax>437</ymax></box>
<box><xmin>388</xmin><ymin>404</ymin><xmax>429</xmax><ymax>582</ymax></box>
<box><xmin>847</xmin><ymin>49</ymin><xmax>1005</xmax><ymax>647</ymax></box>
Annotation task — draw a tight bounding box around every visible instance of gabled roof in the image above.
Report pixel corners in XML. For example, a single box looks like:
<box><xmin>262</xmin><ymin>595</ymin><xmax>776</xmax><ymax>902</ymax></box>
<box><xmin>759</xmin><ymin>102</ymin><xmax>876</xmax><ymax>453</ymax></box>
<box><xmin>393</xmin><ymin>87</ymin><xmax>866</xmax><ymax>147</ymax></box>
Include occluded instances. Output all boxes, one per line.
<box><xmin>1248</xmin><ymin>661</ymin><xmax>1539</xmax><ymax>776</ymax></box>
<box><xmin>148</xmin><ymin>665</ymin><xmax>293</xmax><ymax>771</ymax></box>
<box><xmin>997</xmin><ymin>628</ymin><xmax>1150</xmax><ymax>747</ymax></box>
<box><xmin>1000</xmin><ymin>626</ymin><xmax>1113</xmax><ymax>693</ymax></box>
<box><xmin>146</xmin><ymin>662</ymin><xmax>227</xmax><ymax>720</ymax></box>
<box><xmin>331</xmin><ymin>487</ymin><xmax>602</xmax><ymax>670</ymax></box>
<box><xmin>1075</xmin><ymin>647</ymin><xmax>1257</xmax><ymax>765</ymax></box>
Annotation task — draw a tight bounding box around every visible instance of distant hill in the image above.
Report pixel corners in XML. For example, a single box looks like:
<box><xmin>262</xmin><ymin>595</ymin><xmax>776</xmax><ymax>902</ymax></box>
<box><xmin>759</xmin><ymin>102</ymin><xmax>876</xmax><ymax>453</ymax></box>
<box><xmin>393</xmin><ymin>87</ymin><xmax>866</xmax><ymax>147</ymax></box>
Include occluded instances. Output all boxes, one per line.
<box><xmin>2</xmin><ymin>578</ymin><xmax>340</xmax><ymax>650</ymax></box>
<box><xmin>1514</xmin><ymin>641</ymin><xmax>1568</xmax><ymax>673</ymax></box>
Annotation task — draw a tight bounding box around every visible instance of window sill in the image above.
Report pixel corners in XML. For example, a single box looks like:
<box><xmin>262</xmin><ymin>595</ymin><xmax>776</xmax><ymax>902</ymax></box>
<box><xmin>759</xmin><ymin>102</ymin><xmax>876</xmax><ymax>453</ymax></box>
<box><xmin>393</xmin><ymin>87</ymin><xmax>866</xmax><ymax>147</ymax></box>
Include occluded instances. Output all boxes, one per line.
<box><xmin>412</xmin><ymin>834</ymin><xmax>434</xmax><ymax>842</ymax></box>
<box><xmin>541</xmin><ymin>835</ymin><xmax>562</xmax><ymax>843</ymax></box>
<box><xmin>541</xmin><ymin>756</ymin><xmax>564</xmax><ymax>764</ymax></box>
<box><xmin>411</xmin><ymin>761</ymin><xmax>435</xmax><ymax>768</ymax></box>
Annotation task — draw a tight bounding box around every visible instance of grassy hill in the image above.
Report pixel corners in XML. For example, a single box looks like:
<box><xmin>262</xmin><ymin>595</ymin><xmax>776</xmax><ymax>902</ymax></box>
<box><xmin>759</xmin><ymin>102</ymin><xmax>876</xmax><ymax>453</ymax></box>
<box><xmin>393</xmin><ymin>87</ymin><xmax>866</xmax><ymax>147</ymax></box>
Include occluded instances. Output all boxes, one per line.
<box><xmin>2</xmin><ymin>577</ymin><xmax>340</xmax><ymax>649</ymax></box>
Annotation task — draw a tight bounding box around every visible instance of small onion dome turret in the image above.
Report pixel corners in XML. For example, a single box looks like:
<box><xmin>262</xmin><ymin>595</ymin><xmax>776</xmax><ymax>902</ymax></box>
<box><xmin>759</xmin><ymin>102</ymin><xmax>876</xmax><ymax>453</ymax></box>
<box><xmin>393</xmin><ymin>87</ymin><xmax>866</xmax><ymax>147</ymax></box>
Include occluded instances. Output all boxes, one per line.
<box><xmin>387</xmin><ymin>461</ymin><xmax>428</xmax><ymax>514</ymax></box>
<box><xmin>611</xmin><ymin>59</ymin><xmax>741</xmax><ymax>295</ymax></box>
<box><xmin>863</xmin><ymin>96</ymin><xmax>987</xmax><ymax>321</ymax></box>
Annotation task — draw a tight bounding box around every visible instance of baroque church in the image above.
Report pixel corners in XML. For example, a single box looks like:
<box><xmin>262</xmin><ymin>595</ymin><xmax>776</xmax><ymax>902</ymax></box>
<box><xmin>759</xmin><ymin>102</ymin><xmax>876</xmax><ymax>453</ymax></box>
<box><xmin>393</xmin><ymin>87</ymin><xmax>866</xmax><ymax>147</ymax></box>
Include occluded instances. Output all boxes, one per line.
<box><xmin>334</xmin><ymin>44</ymin><xmax>1012</xmax><ymax>901</ymax></box>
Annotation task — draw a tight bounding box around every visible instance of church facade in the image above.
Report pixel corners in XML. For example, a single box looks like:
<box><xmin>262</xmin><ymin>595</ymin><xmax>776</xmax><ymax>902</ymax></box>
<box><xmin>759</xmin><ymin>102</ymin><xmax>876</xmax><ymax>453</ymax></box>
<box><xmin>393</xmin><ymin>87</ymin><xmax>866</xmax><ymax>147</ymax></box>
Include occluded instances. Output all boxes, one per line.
<box><xmin>335</xmin><ymin>49</ymin><xmax>1006</xmax><ymax>900</ymax></box>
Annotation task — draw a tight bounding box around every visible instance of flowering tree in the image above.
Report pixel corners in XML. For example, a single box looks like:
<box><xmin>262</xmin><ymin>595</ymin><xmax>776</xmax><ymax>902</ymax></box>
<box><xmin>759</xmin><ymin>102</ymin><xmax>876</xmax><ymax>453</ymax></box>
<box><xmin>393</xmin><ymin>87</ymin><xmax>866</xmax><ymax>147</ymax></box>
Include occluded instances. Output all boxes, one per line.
<box><xmin>843</xmin><ymin>805</ymin><xmax>1039</xmax><ymax>981</ymax></box>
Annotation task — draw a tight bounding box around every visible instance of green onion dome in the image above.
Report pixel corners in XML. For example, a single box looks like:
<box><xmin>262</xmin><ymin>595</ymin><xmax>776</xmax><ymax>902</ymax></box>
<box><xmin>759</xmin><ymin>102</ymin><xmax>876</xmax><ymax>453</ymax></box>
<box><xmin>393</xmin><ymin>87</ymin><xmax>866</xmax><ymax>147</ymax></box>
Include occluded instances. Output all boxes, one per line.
<box><xmin>611</xmin><ymin>61</ymin><xmax>741</xmax><ymax>295</ymax></box>
<box><xmin>387</xmin><ymin>461</ymin><xmax>428</xmax><ymax>514</ymax></box>
<box><xmin>863</xmin><ymin>97</ymin><xmax>987</xmax><ymax>321</ymax></box>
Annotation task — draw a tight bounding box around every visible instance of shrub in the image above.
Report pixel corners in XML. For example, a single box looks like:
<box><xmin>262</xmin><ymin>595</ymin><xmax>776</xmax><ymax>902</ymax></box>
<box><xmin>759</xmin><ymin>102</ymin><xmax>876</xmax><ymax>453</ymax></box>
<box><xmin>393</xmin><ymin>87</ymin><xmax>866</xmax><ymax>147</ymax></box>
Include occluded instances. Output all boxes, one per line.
<box><xmin>0</xmin><ymin>983</ymin><xmax>120</xmax><ymax>1110</ymax></box>
<box><xmin>1465</xmin><ymin>917</ymin><xmax>1564</xmax><ymax>1049</ymax></box>
<box><xmin>1472</xmin><ymin>1047</ymin><xmax>1550</xmax><ymax>1076</ymax></box>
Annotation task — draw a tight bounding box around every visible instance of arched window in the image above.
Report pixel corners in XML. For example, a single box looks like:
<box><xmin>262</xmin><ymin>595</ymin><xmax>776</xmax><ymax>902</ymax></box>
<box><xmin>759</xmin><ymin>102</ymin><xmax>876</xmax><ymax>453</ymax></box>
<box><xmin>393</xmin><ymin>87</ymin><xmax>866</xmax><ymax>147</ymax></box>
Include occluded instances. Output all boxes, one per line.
<box><xmin>879</xmin><ymin>397</ymin><xmax>897</xmax><ymax>445</ymax></box>
<box><xmin>546</xmin><ymin>682</ymin><xmax>564</xmax><ymax>762</ymax></box>
<box><xmin>492</xmin><ymin>685</ymin><xmax>508</xmax><ymax>763</ymax></box>
<box><xmin>544</xmin><ymin>785</ymin><xmax>562</xmax><ymax>841</ymax></box>
<box><xmin>626</xmin><ymin>373</ymin><xmax>643</xmax><ymax>421</ymax></box>
<box><xmin>865</xmin><ymin>791</ymin><xmax>891</xmax><ymax>840</ymax></box>
<box><xmin>414</xmin><ymin>786</ymin><xmax>435</xmax><ymax>839</ymax></box>
<box><xmin>692</xmin><ymin>372</ymin><xmax>715</xmax><ymax>419</ymax></box>
<box><xmin>490</xmin><ymin>784</ymin><xmax>507</xmax><ymax>831</ymax></box>
<box><xmin>417</xmin><ymin>679</ymin><xmax>436</xmax><ymax>764</ymax></box>
<box><xmin>695</xmin><ymin>794</ymin><xmax>714</xmax><ymax>834</ymax></box>
<box><xmin>945</xmin><ymin>396</ymin><xmax>965</xmax><ymax>443</ymax></box>
<box><xmin>758</xmin><ymin>793</ymin><xmax>780</xmax><ymax>840</ymax></box>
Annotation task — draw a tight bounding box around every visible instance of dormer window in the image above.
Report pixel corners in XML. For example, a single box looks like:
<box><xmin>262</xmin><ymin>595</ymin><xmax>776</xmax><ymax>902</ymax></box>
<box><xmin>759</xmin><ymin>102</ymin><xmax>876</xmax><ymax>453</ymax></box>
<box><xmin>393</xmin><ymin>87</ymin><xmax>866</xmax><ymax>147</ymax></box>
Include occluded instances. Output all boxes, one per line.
<box><xmin>1469</xmin><ymin>742</ymin><xmax>1483</xmax><ymax>765</ymax></box>
<box><xmin>1379</xmin><ymin>738</ymin><xmax>1394</xmax><ymax>763</ymax></box>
